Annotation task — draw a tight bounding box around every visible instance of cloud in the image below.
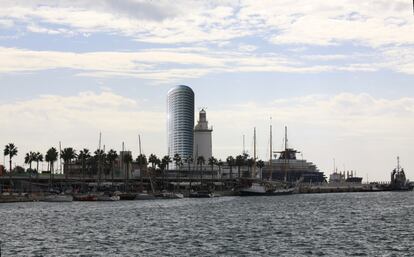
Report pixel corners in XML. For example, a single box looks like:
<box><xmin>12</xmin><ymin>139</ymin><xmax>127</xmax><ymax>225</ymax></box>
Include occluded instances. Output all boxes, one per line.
<box><xmin>0</xmin><ymin>46</ymin><xmax>389</xmax><ymax>82</ymax></box>
<box><xmin>3</xmin><ymin>44</ymin><xmax>413</xmax><ymax>82</ymax></box>
<box><xmin>0</xmin><ymin>1</ymin><xmax>413</xmax><ymax>48</ymax></box>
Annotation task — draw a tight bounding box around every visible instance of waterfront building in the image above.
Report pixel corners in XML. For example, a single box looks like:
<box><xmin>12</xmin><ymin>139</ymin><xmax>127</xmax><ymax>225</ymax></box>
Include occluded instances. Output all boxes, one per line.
<box><xmin>193</xmin><ymin>109</ymin><xmax>213</xmax><ymax>161</ymax></box>
<box><xmin>167</xmin><ymin>85</ymin><xmax>195</xmax><ymax>160</ymax></box>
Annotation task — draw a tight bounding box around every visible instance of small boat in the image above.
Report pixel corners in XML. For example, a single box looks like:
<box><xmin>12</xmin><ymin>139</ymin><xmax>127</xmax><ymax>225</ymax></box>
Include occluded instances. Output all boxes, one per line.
<box><xmin>97</xmin><ymin>194</ymin><xmax>120</xmax><ymax>201</ymax></box>
<box><xmin>240</xmin><ymin>183</ymin><xmax>294</xmax><ymax>196</ymax></box>
<box><xmin>118</xmin><ymin>192</ymin><xmax>137</xmax><ymax>200</ymax></box>
<box><xmin>42</xmin><ymin>194</ymin><xmax>73</xmax><ymax>202</ymax></box>
<box><xmin>156</xmin><ymin>192</ymin><xmax>184</xmax><ymax>199</ymax></box>
<box><xmin>135</xmin><ymin>193</ymin><xmax>156</xmax><ymax>200</ymax></box>
<box><xmin>73</xmin><ymin>194</ymin><xmax>98</xmax><ymax>201</ymax></box>
<box><xmin>188</xmin><ymin>191</ymin><xmax>215</xmax><ymax>198</ymax></box>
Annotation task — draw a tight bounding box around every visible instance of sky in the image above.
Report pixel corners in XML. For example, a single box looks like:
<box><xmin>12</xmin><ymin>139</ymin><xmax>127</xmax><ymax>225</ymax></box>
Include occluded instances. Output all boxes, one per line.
<box><xmin>0</xmin><ymin>0</ymin><xmax>413</xmax><ymax>181</ymax></box>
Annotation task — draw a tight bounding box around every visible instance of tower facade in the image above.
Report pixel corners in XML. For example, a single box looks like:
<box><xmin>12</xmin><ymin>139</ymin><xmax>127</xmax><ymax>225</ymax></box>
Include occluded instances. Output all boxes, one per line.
<box><xmin>193</xmin><ymin>109</ymin><xmax>213</xmax><ymax>160</ymax></box>
<box><xmin>167</xmin><ymin>85</ymin><xmax>195</xmax><ymax>159</ymax></box>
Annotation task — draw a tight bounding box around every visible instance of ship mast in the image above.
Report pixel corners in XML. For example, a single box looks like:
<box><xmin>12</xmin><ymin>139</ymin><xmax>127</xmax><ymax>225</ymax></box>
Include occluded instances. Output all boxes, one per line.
<box><xmin>269</xmin><ymin>118</ymin><xmax>273</xmax><ymax>180</ymax></box>
<box><xmin>284</xmin><ymin>126</ymin><xmax>288</xmax><ymax>182</ymax></box>
<box><xmin>138</xmin><ymin>134</ymin><xmax>142</xmax><ymax>155</ymax></box>
<box><xmin>253</xmin><ymin>127</ymin><xmax>256</xmax><ymax>178</ymax></box>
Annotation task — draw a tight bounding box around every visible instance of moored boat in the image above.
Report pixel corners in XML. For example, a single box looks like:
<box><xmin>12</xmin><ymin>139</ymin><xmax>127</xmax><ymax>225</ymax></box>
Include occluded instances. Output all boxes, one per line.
<box><xmin>156</xmin><ymin>192</ymin><xmax>184</xmax><ymax>199</ymax></box>
<box><xmin>188</xmin><ymin>191</ymin><xmax>215</xmax><ymax>198</ymax></box>
<box><xmin>118</xmin><ymin>192</ymin><xmax>137</xmax><ymax>200</ymax></box>
<box><xmin>240</xmin><ymin>183</ymin><xmax>295</xmax><ymax>196</ymax></box>
<box><xmin>73</xmin><ymin>194</ymin><xmax>98</xmax><ymax>201</ymax></box>
<box><xmin>42</xmin><ymin>194</ymin><xmax>73</xmax><ymax>202</ymax></box>
<box><xmin>97</xmin><ymin>194</ymin><xmax>120</xmax><ymax>201</ymax></box>
<box><xmin>135</xmin><ymin>193</ymin><xmax>156</xmax><ymax>200</ymax></box>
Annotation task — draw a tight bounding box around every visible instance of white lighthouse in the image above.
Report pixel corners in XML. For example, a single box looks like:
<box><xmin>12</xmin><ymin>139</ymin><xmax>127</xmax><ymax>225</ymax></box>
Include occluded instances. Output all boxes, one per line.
<box><xmin>193</xmin><ymin>109</ymin><xmax>213</xmax><ymax>160</ymax></box>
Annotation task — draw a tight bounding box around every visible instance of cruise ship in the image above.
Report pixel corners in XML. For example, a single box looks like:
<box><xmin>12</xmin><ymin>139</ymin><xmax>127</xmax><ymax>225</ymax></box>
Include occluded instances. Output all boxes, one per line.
<box><xmin>261</xmin><ymin>127</ymin><xmax>326</xmax><ymax>183</ymax></box>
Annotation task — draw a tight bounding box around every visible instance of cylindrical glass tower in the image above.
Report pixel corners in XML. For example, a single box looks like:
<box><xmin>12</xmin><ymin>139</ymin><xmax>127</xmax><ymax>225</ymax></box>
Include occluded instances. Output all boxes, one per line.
<box><xmin>167</xmin><ymin>85</ymin><xmax>194</xmax><ymax>159</ymax></box>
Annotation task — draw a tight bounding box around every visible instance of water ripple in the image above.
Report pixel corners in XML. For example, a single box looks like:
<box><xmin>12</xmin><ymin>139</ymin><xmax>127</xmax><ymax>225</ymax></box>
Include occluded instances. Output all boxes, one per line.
<box><xmin>0</xmin><ymin>192</ymin><xmax>413</xmax><ymax>256</ymax></box>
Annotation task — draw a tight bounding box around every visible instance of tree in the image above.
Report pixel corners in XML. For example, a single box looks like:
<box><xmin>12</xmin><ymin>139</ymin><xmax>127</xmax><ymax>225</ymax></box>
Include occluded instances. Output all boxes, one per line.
<box><xmin>136</xmin><ymin>154</ymin><xmax>148</xmax><ymax>169</ymax></box>
<box><xmin>148</xmin><ymin>154</ymin><xmax>158</xmax><ymax>170</ymax></box>
<box><xmin>235</xmin><ymin>155</ymin><xmax>245</xmax><ymax>178</ymax></box>
<box><xmin>106</xmin><ymin>149</ymin><xmax>118</xmax><ymax>182</ymax></box>
<box><xmin>197</xmin><ymin>156</ymin><xmax>205</xmax><ymax>181</ymax></box>
<box><xmin>122</xmin><ymin>152</ymin><xmax>133</xmax><ymax>192</ymax></box>
<box><xmin>162</xmin><ymin>155</ymin><xmax>172</xmax><ymax>171</ymax></box>
<box><xmin>173</xmin><ymin>153</ymin><xmax>182</xmax><ymax>169</ymax></box>
<box><xmin>24</xmin><ymin>151</ymin><xmax>36</xmax><ymax>171</ymax></box>
<box><xmin>35</xmin><ymin>152</ymin><xmax>43</xmax><ymax>173</ymax></box>
<box><xmin>4</xmin><ymin>143</ymin><xmax>18</xmax><ymax>174</ymax></box>
<box><xmin>61</xmin><ymin>147</ymin><xmax>77</xmax><ymax>179</ymax></box>
<box><xmin>226</xmin><ymin>156</ymin><xmax>235</xmax><ymax>179</ymax></box>
<box><xmin>256</xmin><ymin>160</ymin><xmax>265</xmax><ymax>179</ymax></box>
<box><xmin>246</xmin><ymin>157</ymin><xmax>256</xmax><ymax>178</ymax></box>
<box><xmin>217</xmin><ymin>159</ymin><xmax>224</xmax><ymax>179</ymax></box>
<box><xmin>78</xmin><ymin>148</ymin><xmax>91</xmax><ymax>181</ymax></box>
<box><xmin>93</xmin><ymin>149</ymin><xmax>105</xmax><ymax>181</ymax></box>
<box><xmin>208</xmin><ymin>156</ymin><xmax>217</xmax><ymax>180</ymax></box>
<box><xmin>25</xmin><ymin>151</ymin><xmax>36</xmax><ymax>193</ymax></box>
<box><xmin>185</xmin><ymin>155</ymin><xmax>193</xmax><ymax>171</ymax></box>
<box><xmin>45</xmin><ymin>147</ymin><xmax>58</xmax><ymax>187</ymax></box>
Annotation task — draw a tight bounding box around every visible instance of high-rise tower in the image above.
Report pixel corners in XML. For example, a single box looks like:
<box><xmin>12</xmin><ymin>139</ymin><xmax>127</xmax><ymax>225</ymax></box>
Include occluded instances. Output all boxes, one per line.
<box><xmin>193</xmin><ymin>109</ymin><xmax>213</xmax><ymax>160</ymax></box>
<box><xmin>167</xmin><ymin>85</ymin><xmax>195</xmax><ymax>159</ymax></box>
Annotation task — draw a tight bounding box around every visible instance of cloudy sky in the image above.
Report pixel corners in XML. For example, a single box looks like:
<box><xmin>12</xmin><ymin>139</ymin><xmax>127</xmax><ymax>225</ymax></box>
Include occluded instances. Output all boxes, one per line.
<box><xmin>0</xmin><ymin>0</ymin><xmax>413</xmax><ymax>180</ymax></box>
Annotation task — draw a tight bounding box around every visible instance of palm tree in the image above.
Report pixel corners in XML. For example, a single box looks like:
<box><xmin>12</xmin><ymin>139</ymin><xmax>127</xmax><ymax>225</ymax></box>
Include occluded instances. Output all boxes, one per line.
<box><xmin>78</xmin><ymin>148</ymin><xmax>91</xmax><ymax>181</ymax></box>
<box><xmin>197</xmin><ymin>156</ymin><xmax>205</xmax><ymax>181</ymax></box>
<box><xmin>105</xmin><ymin>149</ymin><xmax>118</xmax><ymax>183</ymax></box>
<box><xmin>256</xmin><ymin>160</ymin><xmax>265</xmax><ymax>179</ymax></box>
<box><xmin>246</xmin><ymin>157</ymin><xmax>255</xmax><ymax>178</ymax></box>
<box><xmin>162</xmin><ymin>155</ymin><xmax>172</xmax><ymax>171</ymax></box>
<box><xmin>61</xmin><ymin>147</ymin><xmax>77</xmax><ymax>179</ymax></box>
<box><xmin>123</xmin><ymin>152</ymin><xmax>133</xmax><ymax>192</ymax></box>
<box><xmin>94</xmin><ymin>149</ymin><xmax>106</xmax><ymax>183</ymax></box>
<box><xmin>235</xmin><ymin>155</ymin><xmax>245</xmax><ymax>178</ymax></box>
<box><xmin>136</xmin><ymin>154</ymin><xmax>148</xmax><ymax>171</ymax></box>
<box><xmin>217</xmin><ymin>159</ymin><xmax>224</xmax><ymax>179</ymax></box>
<box><xmin>226</xmin><ymin>156</ymin><xmax>235</xmax><ymax>179</ymax></box>
<box><xmin>35</xmin><ymin>152</ymin><xmax>43</xmax><ymax>174</ymax></box>
<box><xmin>24</xmin><ymin>151</ymin><xmax>36</xmax><ymax>193</ymax></box>
<box><xmin>24</xmin><ymin>151</ymin><xmax>36</xmax><ymax>171</ymax></box>
<box><xmin>173</xmin><ymin>153</ymin><xmax>181</xmax><ymax>169</ymax></box>
<box><xmin>148</xmin><ymin>154</ymin><xmax>158</xmax><ymax>170</ymax></box>
<box><xmin>4</xmin><ymin>143</ymin><xmax>18</xmax><ymax>178</ymax></box>
<box><xmin>208</xmin><ymin>156</ymin><xmax>217</xmax><ymax>180</ymax></box>
<box><xmin>45</xmin><ymin>147</ymin><xmax>58</xmax><ymax>188</ymax></box>
<box><xmin>185</xmin><ymin>155</ymin><xmax>193</xmax><ymax>171</ymax></box>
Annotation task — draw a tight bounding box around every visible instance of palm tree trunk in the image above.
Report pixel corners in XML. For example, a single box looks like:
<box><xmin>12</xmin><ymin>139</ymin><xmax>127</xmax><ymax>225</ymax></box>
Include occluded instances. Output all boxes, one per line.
<box><xmin>9</xmin><ymin>157</ymin><xmax>12</xmax><ymax>192</ymax></box>
<box><xmin>111</xmin><ymin>162</ymin><xmax>114</xmax><ymax>186</ymax></box>
<box><xmin>29</xmin><ymin>162</ymin><xmax>32</xmax><ymax>193</ymax></box>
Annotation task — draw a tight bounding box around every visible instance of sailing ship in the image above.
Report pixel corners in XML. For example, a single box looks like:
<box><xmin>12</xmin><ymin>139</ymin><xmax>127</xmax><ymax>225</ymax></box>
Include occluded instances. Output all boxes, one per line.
<box><xmin>239</xmin><ymin>182</ymin><xmax>294</xmax><ymax>196</ymax></box>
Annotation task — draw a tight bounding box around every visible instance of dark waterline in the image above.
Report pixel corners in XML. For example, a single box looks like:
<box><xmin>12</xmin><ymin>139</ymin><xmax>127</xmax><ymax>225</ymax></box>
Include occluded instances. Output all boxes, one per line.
<box><xmin>0</xmin><ymin>192</ymin><xmax>413</xmax><ymax>256</ymax></box>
